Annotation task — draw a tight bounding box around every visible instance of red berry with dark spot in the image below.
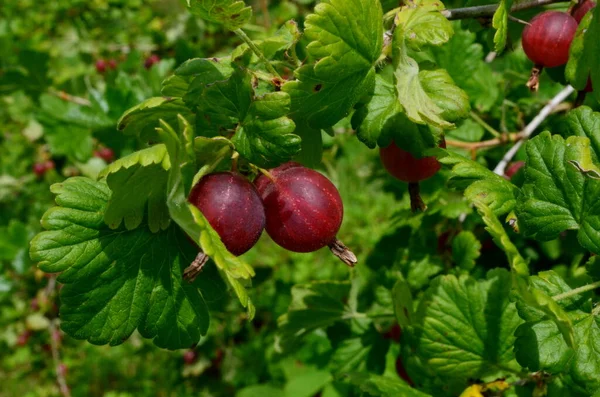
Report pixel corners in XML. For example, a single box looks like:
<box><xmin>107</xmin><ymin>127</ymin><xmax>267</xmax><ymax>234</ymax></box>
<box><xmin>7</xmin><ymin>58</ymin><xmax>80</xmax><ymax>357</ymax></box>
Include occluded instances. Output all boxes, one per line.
<box><xmin>505</xmin><ymin>161</ymin><xmax>526</xmax><ymax>180</ymax></box>
<box><xmin>573</xmin><ymin>0</ymin><xmax>596</xmax><ymax>23</ymax></box>
<box><xmin>108</xmin><ymin>59</ymin><xmax>118</xmax><ymax>69</ymax></box>
<box><xmin>395</xmin><ymin>356</ymin><xmax>414</xmax><ymax>386</ymax></box>
<box><xmin>188</xmin><ymin>172</ymin><xmax>265</xmax><ymax>256</ymax></box>
<box><xmin>255</xmin><ymin>162</ymin><xmax>344</xmax><ymax>253</ymax></box>
<box><xmin>380</xmin><ymin>139</ymin><xmax>446</xmax><ymax>183</ymax></box>
<box><xmin>94</xmin><ymin>147</ymin><xmax>115</xmax><ymax>163</ymax></box>
<box><xmin>183</xmin><ymin>350</ymin><xmax>197</xmax><ymax>365</ymax></box>
<box><xmin>95</xmin><ymin>59</ymin><xmax>107</xmax><ymax>73</ymax></box>
<box><xmin>144</xmin><ymin>54</ymin><xmax>160</xmax><ymax>69</ymax></box>
<box><xmin>522</xmin><ymin>11</ymin><xmax>578</xmax><ymax>68</ymax></box>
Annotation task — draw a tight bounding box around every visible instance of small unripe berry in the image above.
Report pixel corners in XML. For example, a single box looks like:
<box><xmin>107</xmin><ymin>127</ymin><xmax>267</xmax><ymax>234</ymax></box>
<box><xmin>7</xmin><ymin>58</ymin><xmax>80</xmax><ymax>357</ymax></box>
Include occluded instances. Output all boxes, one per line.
<box><xmin>255</xmin><ymin>163</ymin><xmax>344</xmax><ymax>253</ymax></box>
<box><xmin>95</xmin><ymin>59</ymin><xmax>107</xmax><ymax>74</ymax></box>
<box><xmin>379</xmin><ymin>139</ymin><xmax>446</xmax><ymax>183</ymax></box>
<box><xmin>108</xmin><ymin>59</ymin><xmax>118</xmax><ymax>70</ymax></box>
<box><xmin>144</xmin><ymin>54</ymin><xmax>160</xmax><ymax>69</ymax></box>
<box><xmin>522</xmin><ymin>11</ymin><xmax>578</xmax><ymax>68</ymax></box>
<box><xmin>188</xmin><ymin>172</ymin><xmax>265</xmax><ymax>256</ymax></box>
<box><xmin>94</xmin><ymin>147</ymin><xmax>115</xmax><ymax>163</ymax></box>
<box><xmin>183</xmin><ymin>350</ymin><xmax>197</xmax><ymax>365</ymax></box>
<box><xmin>33</xmin><ymin>163</ymin><xmax>47</xmax><ymax>177</ymax></box>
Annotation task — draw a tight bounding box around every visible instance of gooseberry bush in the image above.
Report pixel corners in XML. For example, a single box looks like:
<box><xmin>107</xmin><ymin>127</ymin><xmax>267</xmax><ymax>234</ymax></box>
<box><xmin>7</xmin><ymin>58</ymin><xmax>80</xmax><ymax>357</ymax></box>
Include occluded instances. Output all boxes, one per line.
<box><xmin>19</xmin><ymin>0</ymin><xmax>600</xmax><ymax>395</ymax></box>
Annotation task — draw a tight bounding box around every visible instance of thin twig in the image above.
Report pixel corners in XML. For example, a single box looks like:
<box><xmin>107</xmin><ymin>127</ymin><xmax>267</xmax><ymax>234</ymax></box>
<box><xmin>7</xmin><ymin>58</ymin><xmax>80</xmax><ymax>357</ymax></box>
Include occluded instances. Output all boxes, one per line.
<box><xmin>493</xmin><ymin>85</ymin><xmax>576</xmax><ymax>175</ymax></box>
<box><xmin>50</xmin><ymin>320</ymin><xmax>70</xmax><ymax>397</ymax></box>
<box><xmin>445</xmin><ymin>133</ymin><xmax>520</xmax><ymax>150</ymax></box>
<box><xmin>49</xmin><ymin>89</ymin><xmax>91</xmax><ymax>107</ymax></box>
<box><xmin>260</xmin><ymin>0</ymin><xmax>271</xmax><ymax>29</ymax></box>
<box><xmin>441</xmin><ymin>0</ymin><xmax>568</xmax><ymax>20</ymax></box>
<box><xmin>553</xmin><ymin>280</ymin><xmax>600</xmax><ymax>301</ymax></box>
<box><xmin>470</xmin><ymin>111</ymin><xmax>501</xmax><ymax>137</ymax></box>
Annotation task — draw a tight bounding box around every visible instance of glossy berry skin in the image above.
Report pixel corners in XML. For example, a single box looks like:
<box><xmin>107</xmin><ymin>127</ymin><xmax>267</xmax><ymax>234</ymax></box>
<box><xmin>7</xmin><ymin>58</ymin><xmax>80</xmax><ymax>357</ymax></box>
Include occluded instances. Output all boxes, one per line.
<box><xmin>522</xmin><ymin>11</ymin><xmax>578</xmax><ymax>68</ymax></box>
<box><xmin>379</xmin><ymin>139</ymin><xmax>446</xmax><ymax>183</ymax></box>
<box><xmin>573</xmin><ymin>0</ymin><xmax>596</xmax><ymax>23</ymax></box>
<box><xmin>188</xmin><ymin>172</ymin><xmax>265</xmax><ymax>256</ymax></box>
<box><xmin>255</xmin><ymin>162</ymin><xmax>343</xmax><ymax>253</ymax></box>
<box><xmin>95</xmin><ymin>59</ymin><xmax>107</xmax><ymax>73</ymax></box>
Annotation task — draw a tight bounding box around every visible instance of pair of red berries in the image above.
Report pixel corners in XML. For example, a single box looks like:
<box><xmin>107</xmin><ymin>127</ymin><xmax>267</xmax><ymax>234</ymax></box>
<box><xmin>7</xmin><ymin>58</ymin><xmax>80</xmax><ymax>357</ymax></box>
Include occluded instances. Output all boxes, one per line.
<box><xmin>188</xmin><ymin>162</ymin><xmax>345</xmax><ymax>259</ymax></box>
<box><xmin>522</xmin><ymin>1</ymin><xmax>596</xmax><ymax>69</ymax></box>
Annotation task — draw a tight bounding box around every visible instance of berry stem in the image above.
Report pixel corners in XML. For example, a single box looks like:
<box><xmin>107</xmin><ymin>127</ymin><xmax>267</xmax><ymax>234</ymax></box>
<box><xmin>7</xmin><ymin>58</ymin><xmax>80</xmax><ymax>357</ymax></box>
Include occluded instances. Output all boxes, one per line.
<box><xmin>183</xmin><ymin>251</ymin><xmax>210</xmax><ymax>282</ymax></box>
<box><xmin>526</xmin><ymin>65</ymin><xmax>543</xmax><ymax>92</ymax></box>
<box><xmin>258</xmin><ymin>167</ymin><xmax>276</xmax><ymax>182</ymax></box>
<box><xmin>408</xmin><ymin>183</ymin><xmax>427</xmax><ymax>213</ymax></box>
<box><xmin>233</xmin><ymin>29</ymin><xmax>281</xmax><ymax>79</ymax></box>
<box><xmin>328</xmin><ymin>238</ymin><xmax>358</xmax><ymax>267</ymax></box>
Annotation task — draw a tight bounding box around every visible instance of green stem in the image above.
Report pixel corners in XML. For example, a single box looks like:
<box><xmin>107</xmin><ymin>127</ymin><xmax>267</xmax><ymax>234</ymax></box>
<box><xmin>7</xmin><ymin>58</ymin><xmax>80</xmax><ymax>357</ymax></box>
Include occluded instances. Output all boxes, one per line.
<box><xmin>234</xmin><ymin>28</ymin><xmax>281</xmax><ymax>79</ymax></box>
<box><xmin>470</xmin><ymin>111</ymin><xmax>501</xmax><ymax>138</ymax></box>
<box><xmin>592</xmin><ymin>304</ymin><xmax>600</xmax><ymax>316</ymax></box>
<box><xmin>553</xmin><ymin>280</ymin><xmax>600</xmax><ymax>302</ymax></box>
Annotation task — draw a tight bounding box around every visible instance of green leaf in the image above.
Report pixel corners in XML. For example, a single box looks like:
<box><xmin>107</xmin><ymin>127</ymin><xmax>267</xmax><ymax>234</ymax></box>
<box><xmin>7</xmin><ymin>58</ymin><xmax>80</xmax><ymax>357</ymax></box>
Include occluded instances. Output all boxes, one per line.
<box><xmin>392</xmin><ymin>279</ymin><xmax>414</xmax><ymax>328</ymax></box>
<box><xmin>570</xmin><ymin>313</ymin><xmax>600</xmax><ymax>393</ymax></box>
<box><xmin>352</xmin><ymin>72</ymin><xmax>403</xmax><ymax>149</ymax></box>
<box><xmin>562</xmin><ymin>106</ymin><xmax>600</xmax><ymax>163</ymax></box>
<box><xmin>283</xmin><ymin>0</ymin><xmax>383</xmax><ymax>130</ymax></box>
<box><xmin>413</xmin><ymin>269</ymin><xmax>523</xmax><ymax>388</ymax></box>
<box><xmin>439</xmin><ymin>150</ymin><xmax>518</xmax><ymax>216</ymax></box>
<box><xmin>100</xmin><ymin>145</ymin><xmax>171</xmax><ymax>233</ymax></box>
<box><xmin>276</xmin><ymin>281</ymin><xmax>352</xmax><ymax>350</ymax></box>
<box><xmin>517</xmin><ymin>132</ymin><xmax>600</xmax><ymax>254</ymax></box>
<box><xmin>186</xmin><ymin>0</ymin><xmax>252</xmax><ymax>31</ymax></box>
<box><xmin>586</xmin><ymin>256</ymin><xmax>600</xmax><ymax>281</ymax></box>
<box><xmin>232</xmin><ymin>91</ymin><xmax>300</xmax><ymax>168</ymax></box>
<box><xmin>451</xmin><ymin>231</ymin><xmax>481</xmax><ymax>271</ymax></box>
<box><xmin>491</xmin><ymin>0</ymin><xmax>512</xmax><ymax>53</ymax></box>
<box><xmin>329</xmin><ymin>326</ymin><xmax>390</xmax><ymax>375</ymax></box>
<box><xmin>344</xmin><ymin>372</ymin><xmax>432</xmax><ymax>396</ymax></box>
<box><xmin>420</xmin><ymin>69</ymin><xmax>470</xmax><ymax>123</ymax></box>
<box><xmin>29</xmin><ymin>177</ymin><xmax>209</xmax><ymax>349</ymax></box>
<box><xmin>117</xmin><ymin>97</ymin><xmax>194</xmax><ymax>141</ymax></box>
<box><xmin>236</xmin><ymin>385</ymin><xmax>283</xmax><ymax>397</ymax></box>
<box><xmin>566</xmin><ymin>6</ymin><xmax>600</xmax><ymax>100</ymax></box>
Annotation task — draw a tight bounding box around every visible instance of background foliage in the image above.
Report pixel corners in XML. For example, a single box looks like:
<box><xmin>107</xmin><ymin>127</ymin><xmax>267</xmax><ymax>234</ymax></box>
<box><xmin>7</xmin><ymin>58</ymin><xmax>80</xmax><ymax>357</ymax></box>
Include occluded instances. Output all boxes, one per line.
<box><xmin>1</xmin><ymin>0</ymin><xmax>600</xmax><ymax>396</ymax></box>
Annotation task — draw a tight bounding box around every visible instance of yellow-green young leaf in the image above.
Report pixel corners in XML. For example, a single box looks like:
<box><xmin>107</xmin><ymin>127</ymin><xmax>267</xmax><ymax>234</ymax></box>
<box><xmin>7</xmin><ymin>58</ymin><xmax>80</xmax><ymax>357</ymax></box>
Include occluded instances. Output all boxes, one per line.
<box><xmin>29</xmin><ymin>177</ymin><xmax>210</xmax><ymax>349</ymax></box>
<box><xmin>566</xmin><ymin>6</ymin><xmax>600</xmax><ymax>100</ymax></box>
<box><xmin>517</xmin><ymin>132</ymin><xmax>600</xmax><ymax>254</ymax></box>
<box><xmin>420</xmin><ymin>69</ymin><xmax>470</xmax><ymax>122</ymax></box>
<box><xmin>562</xmin><ymin>106</ymin><xmax>600</xmax><ymax>163</ymax></box>
<box><xmin>413</xmin><ymin>269</ymin><xmax>523</xmax><ymax>392</ymax></box>
<box><xmin>473</xmin><ymin>201</ymin><xmax>528</xmax><ymax>276</ymax></box>
<box><xmin>394</xmin><ymin>0</ymin><xmax>453</xmax><ymax>51</ymax></box>
<box><xmin>186</xmin><ymin>0</ymin><xmax>252</xmax><ymax>31</ymax></box>
<box><xmin>100</xmin><ymin>145</ymin><xmax>171</xmax><ymax>233</ymax></box>
<box><xmin>282</xmin><ymin>0</ymin><xmax>383</xmax><ymax>130</ymax></box>
<box><xmin>491</xmin><ymin>0</ymin><xmax>512</xmax><ymax>53</ymax></box>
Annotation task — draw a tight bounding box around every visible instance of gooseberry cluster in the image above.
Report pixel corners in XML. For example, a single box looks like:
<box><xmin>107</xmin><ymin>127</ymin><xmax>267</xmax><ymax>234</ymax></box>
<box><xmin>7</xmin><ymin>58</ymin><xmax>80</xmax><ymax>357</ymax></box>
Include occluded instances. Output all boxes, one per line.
<box><xmin>186</xmin><ymin>162</ymin><xmax>356</xmax><ymax>276</ymax></box>
<box><xmin>522</xmin><ymin>1</ymin><xmax>596</xmax><ymax>91</ymax></box>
